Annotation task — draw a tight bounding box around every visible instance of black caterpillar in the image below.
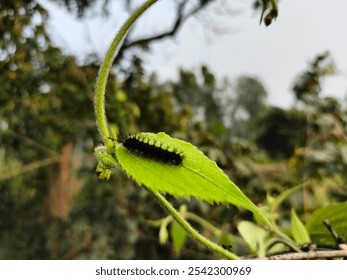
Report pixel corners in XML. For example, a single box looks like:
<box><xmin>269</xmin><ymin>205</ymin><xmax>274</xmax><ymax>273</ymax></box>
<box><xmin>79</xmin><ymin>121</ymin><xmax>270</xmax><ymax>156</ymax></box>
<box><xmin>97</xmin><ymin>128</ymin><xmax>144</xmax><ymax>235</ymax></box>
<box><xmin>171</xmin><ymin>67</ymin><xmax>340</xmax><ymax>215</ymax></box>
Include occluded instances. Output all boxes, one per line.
<box><xmin>121</xmin><ymin>135</ymin><xmax>183</xmax><ymax>165</ymax></box>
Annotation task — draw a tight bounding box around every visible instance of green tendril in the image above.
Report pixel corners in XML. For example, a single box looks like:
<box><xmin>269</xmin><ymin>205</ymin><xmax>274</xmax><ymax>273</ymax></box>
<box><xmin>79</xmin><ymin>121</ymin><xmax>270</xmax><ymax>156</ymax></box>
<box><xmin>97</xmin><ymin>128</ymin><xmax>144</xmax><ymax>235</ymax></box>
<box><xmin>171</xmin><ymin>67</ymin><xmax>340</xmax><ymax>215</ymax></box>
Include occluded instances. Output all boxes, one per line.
<box><xmin>94</xmin><ymin>0</ymin><xmax>158</xmax><ymax>144</ymax></box>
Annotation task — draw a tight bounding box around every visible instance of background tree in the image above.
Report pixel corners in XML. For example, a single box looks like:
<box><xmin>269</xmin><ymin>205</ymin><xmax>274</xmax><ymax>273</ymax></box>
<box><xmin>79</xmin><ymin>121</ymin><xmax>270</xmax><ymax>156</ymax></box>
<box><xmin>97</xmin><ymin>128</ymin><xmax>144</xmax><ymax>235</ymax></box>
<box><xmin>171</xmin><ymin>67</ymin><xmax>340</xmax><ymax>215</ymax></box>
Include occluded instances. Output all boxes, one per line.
<box><xmin>228</xmin><ymin>76</ymin><xmax>268</xmax><ymax>139</ymax></box>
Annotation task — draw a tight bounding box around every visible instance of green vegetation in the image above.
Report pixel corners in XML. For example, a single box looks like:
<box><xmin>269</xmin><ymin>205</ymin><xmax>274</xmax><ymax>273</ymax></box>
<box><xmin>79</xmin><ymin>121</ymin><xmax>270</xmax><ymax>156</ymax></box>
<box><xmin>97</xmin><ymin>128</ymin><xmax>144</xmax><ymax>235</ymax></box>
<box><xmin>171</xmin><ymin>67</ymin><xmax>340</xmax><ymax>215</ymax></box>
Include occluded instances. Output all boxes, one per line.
<box><xmin>1</xmin><ymin>0</ymin><xmax>346</xmax><ymax>259</ymax></box>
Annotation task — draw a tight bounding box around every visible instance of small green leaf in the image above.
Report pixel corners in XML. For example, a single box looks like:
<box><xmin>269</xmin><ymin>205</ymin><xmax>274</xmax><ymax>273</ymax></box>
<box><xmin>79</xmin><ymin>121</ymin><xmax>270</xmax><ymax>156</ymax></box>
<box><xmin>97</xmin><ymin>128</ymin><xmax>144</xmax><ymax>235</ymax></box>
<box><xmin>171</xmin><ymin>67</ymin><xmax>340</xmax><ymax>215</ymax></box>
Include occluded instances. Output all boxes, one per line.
<box><xmin>115</xmin><ymin>132</ymin><xmax>272</xmax><ymax>228</ymax></box>
<box><xmin>159</xmin><ymin>219</ymin><xmax>169</xmax><ymax>245</ymax></box>
<box><xmin>170</xmin><ymin>221</ymin><xmax>187</xmax><ymax>256</ymax></box>
<box><xmin>306</xmin><ymin>202</ymin><xmax>347</xmax><ymax>245</ymax></box>
<box><xmin>95</xmin><ymin>146</ymin><xmax>118</xmax><ymax>181</ymax></box>
<box><xmin>238</xmin><ymin>221</ymin><xmax>268</xmax><ymax>256</ymax></box>
<box><xmin>269</xmin><ymin>184</ymin><xmax>302</xmax><ymax>212</ymax></box>
<box><xmin>290</xmin><ymin>209</ymin><xmax>310</xmax><ymax>244</ymax></box>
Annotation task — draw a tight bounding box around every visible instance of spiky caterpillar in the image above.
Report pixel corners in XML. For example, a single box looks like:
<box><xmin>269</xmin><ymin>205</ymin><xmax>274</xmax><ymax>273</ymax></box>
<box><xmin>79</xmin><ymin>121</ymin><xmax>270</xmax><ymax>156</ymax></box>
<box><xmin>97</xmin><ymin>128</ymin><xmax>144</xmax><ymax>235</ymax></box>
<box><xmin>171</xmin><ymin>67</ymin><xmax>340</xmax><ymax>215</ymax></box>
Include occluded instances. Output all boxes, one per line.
<box><xmin>120</xmin><ymin>134</ymin><xmax>183</xmax><ymax>165</ymax></box>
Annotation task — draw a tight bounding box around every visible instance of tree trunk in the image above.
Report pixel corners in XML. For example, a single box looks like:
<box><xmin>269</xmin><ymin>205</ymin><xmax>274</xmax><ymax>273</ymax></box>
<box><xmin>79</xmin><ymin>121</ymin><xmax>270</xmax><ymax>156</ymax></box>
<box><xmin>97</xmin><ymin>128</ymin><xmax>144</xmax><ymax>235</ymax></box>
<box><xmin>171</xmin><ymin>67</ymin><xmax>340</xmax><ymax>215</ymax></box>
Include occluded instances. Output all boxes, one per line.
<box><xmin>49</xmin><ymin>142</ymin><xmax>73</xmax><ymax>219</ymax></box>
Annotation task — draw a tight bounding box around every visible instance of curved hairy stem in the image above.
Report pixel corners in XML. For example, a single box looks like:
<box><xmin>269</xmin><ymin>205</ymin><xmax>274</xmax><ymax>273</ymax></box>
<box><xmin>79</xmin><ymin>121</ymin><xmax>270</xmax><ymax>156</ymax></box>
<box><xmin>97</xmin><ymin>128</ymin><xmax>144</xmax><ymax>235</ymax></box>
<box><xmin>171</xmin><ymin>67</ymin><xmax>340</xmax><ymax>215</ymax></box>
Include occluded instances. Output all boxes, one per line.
<box><xmin>184</xmin><ymin>212</ymin><xmax>224</xmax><ymax>237</ymax></box>
<box><xmin>94</xmin><ymin>0</ymin><xmax>158</xmax><ymax>143</ymax></box>
<box><xmin>274</xmin><ymin>228</ymin><xmax>301</xmax><ymax>252</ymax></box>
<box><xmin>146</xmin><ymin>187</ymin><xmax>240</xmax><ymax>260</ymax></box>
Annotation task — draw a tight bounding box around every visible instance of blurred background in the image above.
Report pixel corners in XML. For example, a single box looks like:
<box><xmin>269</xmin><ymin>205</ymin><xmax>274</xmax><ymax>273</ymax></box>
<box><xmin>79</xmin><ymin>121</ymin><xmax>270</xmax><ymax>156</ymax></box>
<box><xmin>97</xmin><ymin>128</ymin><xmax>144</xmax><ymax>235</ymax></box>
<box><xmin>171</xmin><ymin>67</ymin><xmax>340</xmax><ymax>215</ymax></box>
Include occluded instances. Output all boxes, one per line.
<box><xmin>1</xmin><ymin>0</ymin><xmax>347</xmax><ymax>259</ymax></box>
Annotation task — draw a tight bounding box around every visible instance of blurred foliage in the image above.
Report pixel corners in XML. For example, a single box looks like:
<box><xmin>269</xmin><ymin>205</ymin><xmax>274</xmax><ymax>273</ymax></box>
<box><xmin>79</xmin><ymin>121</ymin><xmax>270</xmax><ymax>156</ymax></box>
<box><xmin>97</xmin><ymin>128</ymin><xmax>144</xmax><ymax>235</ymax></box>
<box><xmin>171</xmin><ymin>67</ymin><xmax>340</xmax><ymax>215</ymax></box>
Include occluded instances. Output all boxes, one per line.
<box><xmin>0</xmin><ymin>0</ymin><xmax>346</xmax><ymax>259</ymax></box>
<box><xmin>255</xmin><ymin>107</ymin><xmax>306</xmax><ymax>158</ymax></box>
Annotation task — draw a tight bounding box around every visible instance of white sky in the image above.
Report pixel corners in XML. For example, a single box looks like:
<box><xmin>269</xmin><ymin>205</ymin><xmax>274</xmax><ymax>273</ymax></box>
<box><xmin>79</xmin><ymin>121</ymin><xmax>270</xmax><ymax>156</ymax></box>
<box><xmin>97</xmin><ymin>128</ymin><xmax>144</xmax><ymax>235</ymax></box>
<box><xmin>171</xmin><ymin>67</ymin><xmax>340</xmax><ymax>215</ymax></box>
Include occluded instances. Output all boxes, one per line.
<box><xmin>40</xmin><ymin>0</ymin><xmax>347</xmax><ymax>108</ymax></box>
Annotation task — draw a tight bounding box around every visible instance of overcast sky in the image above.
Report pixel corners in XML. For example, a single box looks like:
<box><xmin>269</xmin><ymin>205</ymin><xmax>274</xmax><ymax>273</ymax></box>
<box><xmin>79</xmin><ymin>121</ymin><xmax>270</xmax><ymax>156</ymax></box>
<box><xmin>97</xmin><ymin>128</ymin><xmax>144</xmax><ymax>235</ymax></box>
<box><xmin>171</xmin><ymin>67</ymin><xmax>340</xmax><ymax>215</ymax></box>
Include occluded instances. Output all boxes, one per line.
<box><xmin>41</xmin><ymin>0</ymin><xmax>347</xmax><ymax>108</ymax></box>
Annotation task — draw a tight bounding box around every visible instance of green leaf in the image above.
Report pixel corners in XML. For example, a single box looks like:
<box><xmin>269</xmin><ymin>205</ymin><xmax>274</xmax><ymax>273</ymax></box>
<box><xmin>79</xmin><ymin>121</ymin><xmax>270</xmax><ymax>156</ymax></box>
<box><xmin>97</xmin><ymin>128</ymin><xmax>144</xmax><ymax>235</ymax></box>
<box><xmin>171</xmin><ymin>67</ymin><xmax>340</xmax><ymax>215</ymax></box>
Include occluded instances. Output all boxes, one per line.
<box><xmin>306</xmin><ymin>202</ymin><xmax>347</xmax><ymax>245</ymax></box>
<box><xmin>268</xmin><ymin>184</ymin><xmax>303</xmax><ymax>212</ymax></box>
<box><xmin>238</xmin><ymin>221</ymin><xmax>268</xmax><ymax>256</ymax></box>
<box><xmin>159</xmin><ymin>219</ymin><xmax>170</xmax><ymax>245</ymax></box>
<box><xmin>170</xmin><ymin>221</ymin><xmax>187</xmax><ymax>256</ymax></box>
<box><xmin>290</xmin><ymin>209</ymin><xmax>310</xmax><ymax>244</ymax></box>
<box><xmin>115</xmin><ymin>132</ymin><xmax>272</xmax><ymax>228</ymax></box>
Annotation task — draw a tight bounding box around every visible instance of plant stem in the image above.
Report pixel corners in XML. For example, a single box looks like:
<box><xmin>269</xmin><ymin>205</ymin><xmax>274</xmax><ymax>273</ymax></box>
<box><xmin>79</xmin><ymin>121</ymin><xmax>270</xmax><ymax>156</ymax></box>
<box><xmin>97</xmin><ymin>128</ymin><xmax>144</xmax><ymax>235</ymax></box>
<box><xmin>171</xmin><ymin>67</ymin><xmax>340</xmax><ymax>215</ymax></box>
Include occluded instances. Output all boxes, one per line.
<box><xmin>146</xmin><ymin>187</ymin><xmax>240</xmax><ymax>260</ymax></box>
<box><xmin>267</xmin><ymin>207</ymin><xmax>301</xmax><ymax>252</ymax></box>
<box><xmin>274</xmin><ymin>228</ymin><xmax>301</xmax><ymax>252</ymax></box>
<box><xmin>94</xmin><ymin>0</ymin><xmax>158</xmax><ymax>143</ymax></box>
<box><xmin>184</xmin><ymin>212</ymin><xmax>223</xmax><ymax>237</ymax></box>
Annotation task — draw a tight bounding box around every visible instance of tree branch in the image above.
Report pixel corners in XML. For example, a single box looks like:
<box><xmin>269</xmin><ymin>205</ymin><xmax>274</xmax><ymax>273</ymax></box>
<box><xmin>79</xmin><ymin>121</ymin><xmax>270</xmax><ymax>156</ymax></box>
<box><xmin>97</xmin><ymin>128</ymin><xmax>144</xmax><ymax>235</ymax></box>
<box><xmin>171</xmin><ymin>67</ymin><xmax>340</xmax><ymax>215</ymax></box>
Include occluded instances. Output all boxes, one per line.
<box><xmin>253</xmin><ymin>249</ymin><xmax>347</xmax><ymax>260</ymax></box>
<box><xmin>117</xmin><ymin>0</ymin><xmax>214</xmax><ymax>59</ymax></box>
<box><xmin>0</xmin><ymin>156</ymin><xmax>61</xmax><ymax>181</ymax></box>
